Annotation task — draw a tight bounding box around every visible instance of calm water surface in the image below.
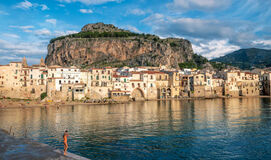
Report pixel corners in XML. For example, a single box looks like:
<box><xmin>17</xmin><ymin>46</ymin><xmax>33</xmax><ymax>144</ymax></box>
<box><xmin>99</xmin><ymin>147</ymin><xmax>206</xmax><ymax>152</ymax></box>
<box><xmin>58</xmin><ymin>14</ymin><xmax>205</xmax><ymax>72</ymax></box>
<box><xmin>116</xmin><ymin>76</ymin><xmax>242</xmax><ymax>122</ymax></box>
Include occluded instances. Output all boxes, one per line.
<box><xmin>1</xmin><ymin>97</ymin><xmax>271</xmax><ymax>159</ymax></box>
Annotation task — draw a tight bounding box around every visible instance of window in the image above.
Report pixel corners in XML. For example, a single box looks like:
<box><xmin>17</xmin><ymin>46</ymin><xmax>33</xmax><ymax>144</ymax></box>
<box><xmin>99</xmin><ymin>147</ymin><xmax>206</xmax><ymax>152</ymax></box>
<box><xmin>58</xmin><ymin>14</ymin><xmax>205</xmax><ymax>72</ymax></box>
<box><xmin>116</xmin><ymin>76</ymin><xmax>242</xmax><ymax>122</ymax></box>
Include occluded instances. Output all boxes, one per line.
<box><xmin>30</xmin><ymin>75</ymin><xmax>33</xmax><ymax>79</ymax></box>
<box><xmin>132</xmin><ymin>83</ymin><xmax>135</xmax><ymax>88</ymax></box>
<box><xmin>59</xmin><ymin>80</ymin><xmax>61</xmax><ymax>84</ymax></box>
<box><xmin>96</xmin><ymin>76</ymin><xmax>99</xmax><ymax>80</ymax></box>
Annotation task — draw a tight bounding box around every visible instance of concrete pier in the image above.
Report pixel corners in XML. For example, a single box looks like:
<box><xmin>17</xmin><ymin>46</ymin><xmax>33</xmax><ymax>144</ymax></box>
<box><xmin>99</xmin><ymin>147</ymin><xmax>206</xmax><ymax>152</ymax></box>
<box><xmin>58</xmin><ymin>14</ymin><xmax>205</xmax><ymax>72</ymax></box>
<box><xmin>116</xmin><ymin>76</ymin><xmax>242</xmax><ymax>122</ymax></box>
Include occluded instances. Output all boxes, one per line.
<box><xmin>0</xmin><ymin>129</ymin><xmax>89</xmax><ymax>160</ymax></box>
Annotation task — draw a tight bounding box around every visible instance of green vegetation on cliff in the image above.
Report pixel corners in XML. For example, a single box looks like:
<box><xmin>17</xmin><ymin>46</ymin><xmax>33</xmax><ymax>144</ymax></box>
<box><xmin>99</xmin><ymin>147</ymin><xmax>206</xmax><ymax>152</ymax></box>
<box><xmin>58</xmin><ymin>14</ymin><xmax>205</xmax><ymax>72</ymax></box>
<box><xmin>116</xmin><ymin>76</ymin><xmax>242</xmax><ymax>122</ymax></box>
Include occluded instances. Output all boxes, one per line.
<box><xmin>50</xmin><ymin>31</ymin><xmax>158</xmax><ymax>43</ymax></box>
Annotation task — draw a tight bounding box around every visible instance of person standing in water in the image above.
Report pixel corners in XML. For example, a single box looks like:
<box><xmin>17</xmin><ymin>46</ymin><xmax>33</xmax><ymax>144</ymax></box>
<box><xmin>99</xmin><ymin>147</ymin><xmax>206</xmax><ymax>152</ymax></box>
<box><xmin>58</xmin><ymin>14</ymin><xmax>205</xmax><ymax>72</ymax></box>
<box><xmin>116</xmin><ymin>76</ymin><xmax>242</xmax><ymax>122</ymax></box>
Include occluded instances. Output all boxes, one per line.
<box><xmin>63</xmin><ymin>130</ymin><xmax>69</xmax><ymax>155</ymax></box>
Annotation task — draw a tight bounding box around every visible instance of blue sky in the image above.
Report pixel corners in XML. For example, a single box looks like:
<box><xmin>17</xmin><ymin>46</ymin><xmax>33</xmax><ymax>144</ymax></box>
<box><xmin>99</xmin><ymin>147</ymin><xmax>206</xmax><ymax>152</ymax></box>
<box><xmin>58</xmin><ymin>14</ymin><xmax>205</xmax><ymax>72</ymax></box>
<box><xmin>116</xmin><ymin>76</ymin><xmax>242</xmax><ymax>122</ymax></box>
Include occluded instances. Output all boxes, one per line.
<box><xmin>0</xmin><ymin>0</ymin><xmax>271</xmax><ymax>65</ymax></box>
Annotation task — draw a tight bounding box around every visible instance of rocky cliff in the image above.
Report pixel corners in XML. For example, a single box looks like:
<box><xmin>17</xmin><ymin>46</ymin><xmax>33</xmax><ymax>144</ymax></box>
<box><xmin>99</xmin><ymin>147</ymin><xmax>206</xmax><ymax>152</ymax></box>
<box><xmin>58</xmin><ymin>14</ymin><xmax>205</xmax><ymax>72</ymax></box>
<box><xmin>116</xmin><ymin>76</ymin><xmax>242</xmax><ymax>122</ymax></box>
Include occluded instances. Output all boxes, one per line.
<box><xmin>45</xmin><ymin>23</ymin><xmax>194</xmax><ymax>68</ymax></box>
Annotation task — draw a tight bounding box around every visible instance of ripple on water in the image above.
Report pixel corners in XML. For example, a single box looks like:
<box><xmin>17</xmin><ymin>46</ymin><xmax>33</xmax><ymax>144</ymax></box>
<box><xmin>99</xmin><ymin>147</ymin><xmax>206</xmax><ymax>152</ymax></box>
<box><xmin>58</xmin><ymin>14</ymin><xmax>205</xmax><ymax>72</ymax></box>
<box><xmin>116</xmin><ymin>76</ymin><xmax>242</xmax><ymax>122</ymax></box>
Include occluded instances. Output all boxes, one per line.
<box><xmin>1</xmin><ymin>98</ymin><xmax>271</xmax><ymax>159</ymax></box>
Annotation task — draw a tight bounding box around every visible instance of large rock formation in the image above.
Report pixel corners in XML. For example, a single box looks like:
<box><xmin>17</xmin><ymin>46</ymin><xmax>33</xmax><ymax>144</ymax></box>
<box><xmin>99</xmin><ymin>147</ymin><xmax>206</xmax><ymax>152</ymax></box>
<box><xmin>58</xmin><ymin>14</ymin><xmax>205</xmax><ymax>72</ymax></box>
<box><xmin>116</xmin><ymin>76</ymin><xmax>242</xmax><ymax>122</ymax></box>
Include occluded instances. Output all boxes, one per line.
<box><xmin>45</xmin><ymin>23</ymin><xmax>194</xmax><ymax>68</ymax></box>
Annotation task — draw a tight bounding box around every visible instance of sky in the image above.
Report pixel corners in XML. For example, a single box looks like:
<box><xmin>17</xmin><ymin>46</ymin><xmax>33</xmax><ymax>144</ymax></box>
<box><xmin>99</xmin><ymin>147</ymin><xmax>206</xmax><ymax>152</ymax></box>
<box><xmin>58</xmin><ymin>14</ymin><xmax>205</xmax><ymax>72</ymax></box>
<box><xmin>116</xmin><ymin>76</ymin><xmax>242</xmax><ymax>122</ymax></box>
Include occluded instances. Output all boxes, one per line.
<box><xmin>0</xmin><ymin>0</ymin><xmax>271</xmax><ymax>65</ymax></box>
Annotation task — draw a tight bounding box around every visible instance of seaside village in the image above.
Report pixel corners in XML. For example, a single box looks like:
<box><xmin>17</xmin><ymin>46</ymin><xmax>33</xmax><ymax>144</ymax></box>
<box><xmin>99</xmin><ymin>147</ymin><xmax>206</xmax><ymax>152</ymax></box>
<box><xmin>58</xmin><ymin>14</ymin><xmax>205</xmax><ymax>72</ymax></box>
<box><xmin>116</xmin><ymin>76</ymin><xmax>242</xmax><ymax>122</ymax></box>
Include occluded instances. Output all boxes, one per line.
<box><xmin>1</xmin><ymin>57</ymin><xmax>271</xmax><ymax>103</ymax></box>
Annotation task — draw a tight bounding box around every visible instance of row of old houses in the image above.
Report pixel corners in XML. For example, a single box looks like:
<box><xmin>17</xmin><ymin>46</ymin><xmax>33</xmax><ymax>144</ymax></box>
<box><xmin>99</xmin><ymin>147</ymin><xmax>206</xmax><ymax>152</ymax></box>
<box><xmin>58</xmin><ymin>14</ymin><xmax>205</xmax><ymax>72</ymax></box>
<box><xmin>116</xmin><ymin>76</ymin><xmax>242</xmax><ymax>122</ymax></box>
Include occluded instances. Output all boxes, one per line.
<box><xmin>1</xmin><ymin>58</ymin><xmax>271</xmax><ymax>101</ymax></box>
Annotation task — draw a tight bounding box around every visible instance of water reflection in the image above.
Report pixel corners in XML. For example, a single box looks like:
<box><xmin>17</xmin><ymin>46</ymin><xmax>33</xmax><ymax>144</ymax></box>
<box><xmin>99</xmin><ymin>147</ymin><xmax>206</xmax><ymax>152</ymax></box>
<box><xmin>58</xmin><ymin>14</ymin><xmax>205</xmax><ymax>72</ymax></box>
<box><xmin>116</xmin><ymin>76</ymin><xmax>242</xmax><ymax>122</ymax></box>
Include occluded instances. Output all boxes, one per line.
<box><xmin>1</xmin><ymin>97</ymin><xmax>271</xmax><ymax>159</ymax></box>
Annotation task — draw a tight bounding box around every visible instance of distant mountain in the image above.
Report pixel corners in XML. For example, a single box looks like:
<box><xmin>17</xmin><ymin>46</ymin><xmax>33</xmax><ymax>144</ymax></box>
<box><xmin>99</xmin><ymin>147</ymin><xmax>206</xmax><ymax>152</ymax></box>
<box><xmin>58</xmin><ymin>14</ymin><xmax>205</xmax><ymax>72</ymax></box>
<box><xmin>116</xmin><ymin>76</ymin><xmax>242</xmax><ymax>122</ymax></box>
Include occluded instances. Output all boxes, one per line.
<box><xmin>211</xmin><ymin>48</ymin><xmax>271</xmax><ymax>70</ymax></box>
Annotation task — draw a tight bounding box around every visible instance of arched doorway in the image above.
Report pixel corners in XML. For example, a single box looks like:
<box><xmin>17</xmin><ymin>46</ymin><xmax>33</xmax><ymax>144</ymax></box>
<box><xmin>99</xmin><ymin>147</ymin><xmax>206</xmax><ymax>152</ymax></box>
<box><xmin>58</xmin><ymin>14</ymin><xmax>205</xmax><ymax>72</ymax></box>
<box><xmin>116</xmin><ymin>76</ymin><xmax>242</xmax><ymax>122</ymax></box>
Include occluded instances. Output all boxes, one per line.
<box><xmin>131</xmin><ymin>88</ymin><xmax>145</xmax><ymax>101</ymax></box>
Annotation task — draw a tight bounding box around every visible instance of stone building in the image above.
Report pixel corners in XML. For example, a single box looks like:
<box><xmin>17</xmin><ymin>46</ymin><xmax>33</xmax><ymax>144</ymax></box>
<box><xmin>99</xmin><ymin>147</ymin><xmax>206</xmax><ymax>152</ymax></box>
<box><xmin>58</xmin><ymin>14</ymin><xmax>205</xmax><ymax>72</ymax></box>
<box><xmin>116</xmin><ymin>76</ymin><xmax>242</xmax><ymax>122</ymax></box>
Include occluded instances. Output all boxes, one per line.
<box><xmin>224</xmin><ymin>71</ymin><xmax>240</xmax><ymax>97</ymax></box>
<box><xmin>223</xmin><ymin>70</ymin><xmax>260</xmax><ymax>97</ymax></box>
<box><xmin>0</xmin><ymin>58</ymin><xmax>48</xmax><ymax>99</ymax></box>
<box><xmin>237</xmin><ymin>72</ymin><xmax>259</xmax><ymax>96</ymax></box>
<box><xmin>128</xmin><ymin>71</ymin><xmax>158</xmax><ymax>100</ymax></box>
<box><xmin>155</xmin><ymin>72</ymin><xmax>170</xmax><ymax>99</ymax></box>
<box><xmin>169</xmin><ymin>72</ymin><xmax>181</xmax><ymax>98</ymax></box>
<box><xmin>261</xmin><ymin>72</ymin><xmax>271</xmax><ymax>95</ymax></box>
<box><xmin>0</xmin><ymin>57</ymin><xmax>267</xmax><ymax>101</ymax></box>
<box><xmin>87</xmin><ymin>68</ymin><xmax>113</xmax><ymax>99</ymax></box>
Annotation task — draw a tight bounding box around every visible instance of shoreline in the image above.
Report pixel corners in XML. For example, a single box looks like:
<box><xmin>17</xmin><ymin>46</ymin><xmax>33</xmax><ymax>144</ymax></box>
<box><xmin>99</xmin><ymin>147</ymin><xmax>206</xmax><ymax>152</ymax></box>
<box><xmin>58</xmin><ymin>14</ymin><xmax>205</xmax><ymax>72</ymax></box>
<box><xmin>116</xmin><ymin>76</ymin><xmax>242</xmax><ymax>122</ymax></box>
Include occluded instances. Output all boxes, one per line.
<box><xmin>1</xmin><ymin>95</ymin><xmax>271</xmax><ymax>109</ymax></box>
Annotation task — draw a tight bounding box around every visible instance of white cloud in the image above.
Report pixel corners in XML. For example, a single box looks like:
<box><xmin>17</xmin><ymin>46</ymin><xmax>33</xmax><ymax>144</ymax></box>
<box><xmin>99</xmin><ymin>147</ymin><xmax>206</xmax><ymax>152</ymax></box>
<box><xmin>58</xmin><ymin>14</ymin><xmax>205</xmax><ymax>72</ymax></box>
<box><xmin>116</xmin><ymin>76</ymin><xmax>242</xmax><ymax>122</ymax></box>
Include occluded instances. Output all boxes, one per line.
<box><xmin>46</xmin><ymin>19</ymin><xmax>57</xmax><ymax>25</ymax></box>
<box><xmin>128</xmin><ymin>9</ymin><xmax>147</xmax><ymax>15</ymax></box>
<box><xmin>9</xmin><ymin>25</ymin><xmax>35</xmax><ymax>32</ymax></box>
<box><xmin>0</xmin><ymin>10</ymin><xmax>9</xmax><ymax>15</ymax></box>
<box><xmin>141</xmin><ymin>13</ymin><xmax>165</xmax><ymax>25</ymax></box>
<box><xmin>58</xmin><ymin>4</ymin><xmax>65</xmax><ymax>7</ymax></box>
<box><xmin>35</xmin><ymin>28</ymin><xmax>51</xmax><ymax>36</ymax></box>
<box><xmin>143</xmin><ymin>15</ymin><xmax>234</xmax><ymax>39</ymax></box>
<box><xmin>58</xmin><ymin>0</ymin><xmax>121</xmax><ymax>5</ymax></box>
<box><xmin>54</xmin><ymin>30</ymin><xmax>78</xmax><ymax>37</ymax></box>
<box><xmin>252</xmin><ymin>40</ymin><xmax>271</xmax><ymax>46</ymax></box>
<box><xmin>40</xmin><ymin>4</ymin><xmax>49</xmax><ymax>11</ymax></box>
<box><xmin>79</xmin><ymin>9</ymin><xmax>93</xmax><ymax>14</ymax></box>
<box><xmin>142</xmin><ymin>13</ymin><xmax>257</xmax><ymax>49</ymax></box>
<box><xmin>2</xmin><ymin>33</ymin><xmax>20</xmax><ymax>39</ymax></box>
<box><xmin>168</xmin><ymin>0</ymin><xmax>231</xmax><ymax>11</ymax></box>
<box><xmin>15</xmin><ymin>0</ymin><xmax>33</xmax><ymax>10</ymax></box>
<box><xmin>0</xmin><ymin>39</ymin><xmax>47</xmax><ymax>55</ymax></box>
<box><xmin>124</xmin><ymin>25</ymin><xmax>141</xmax><ymax>33</ymax></box>
<box><xmin>192</xmin><ymin>39</ymin><xmax>240</xmax><ymax>59</ymax></box>
<box><xmin>14</xmin><ymin>1</ymin><xmax>49</xmax><ymax>11</ymax></box>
